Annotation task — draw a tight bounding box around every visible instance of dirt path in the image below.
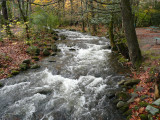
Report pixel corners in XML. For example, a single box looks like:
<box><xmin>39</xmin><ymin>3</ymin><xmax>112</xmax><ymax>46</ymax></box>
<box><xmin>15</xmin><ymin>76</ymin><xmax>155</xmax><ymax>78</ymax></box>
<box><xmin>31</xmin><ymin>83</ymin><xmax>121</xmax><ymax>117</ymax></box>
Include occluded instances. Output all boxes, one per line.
<box><xmin>136</xmin><ymin>27</ymin><xmax>160</xmax><ymax>54</ymax></box>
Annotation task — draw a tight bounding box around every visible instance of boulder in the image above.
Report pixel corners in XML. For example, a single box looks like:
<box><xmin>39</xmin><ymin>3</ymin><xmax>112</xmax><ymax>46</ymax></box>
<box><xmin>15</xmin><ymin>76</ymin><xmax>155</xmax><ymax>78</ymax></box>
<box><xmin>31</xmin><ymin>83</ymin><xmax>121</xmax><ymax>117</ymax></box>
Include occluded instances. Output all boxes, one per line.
<box><xmin>32</xmin><ymin>56</ymin><xmax>39</xmax><ymax>61</ymax></box>
<box><xmin>153</xmin><ymin>98</ymin><xmax>160</xmax><ymax>106</ymax></box>
<box><xmin>69</xmin><ymin>29</ymin><xmax>76</xmax><ymax>31</ymax></box>
<box><xmin>51</xmin><ymin>44</ymin><xmax>58</xmax><ymax>52</ymax></box>
<box><xmin>146</xmin><ymin>105</ymin><xmax>159</xmax><ymax>115</ymax></box>
<box><xmin>116</xmin><ymin>92</ymin><xmax>130</xmax><ymax>101</ymax></box>
<box><xmin>11</xmin><ymin>70</ymin><xmax>20</xmax><ymax>75</ymax></box>
<box><xmin>22</xmin><ymin>59</ymin><xmax>31</xmax><ymax>64</ymax></box>
<box><xmin>117</xmin><ymin>101</ymin><xmax>125</xmax><ymax>108</ymax></box>
<box><xmin>53</xmin><ymin>36</ymin><xmax>59</xmax><ymax>41</ymax></box>
<box><xmin>31</xmin><ymin>64</ymin><xmax>40</xmax><ymax>69</ymax></box>
<box><xmin>50</xmin><ymin>52</ymin><xmax>57</xmax><ymax>56</ymax></box>
<box><xmin>127</xmin><ymin>92</ymin><xmax>138</xmax><ymax>103</ymax></box>
<box><xmin>0</xmin><ymin>82</ymin><xmax>4</xmax><ymax>88</ymax></box>
<box><xmin>119</xmin><ymin>104</ymin><xmax>129</xmax><ymax>113</ymax></box>
<box><xmin>124</xmin><ymin>79</ymin><xmax>140</xmax><ymax>87</ymax></box>
<box><xmin>26</xmin><ymin>46</ymin><xmax>40</xmax><ymax>56</ymax></box>
<box><xmin>42</xmin><ymin>49</ymin><xmax>50</xmax><ymax>56</ymax></box>
<box><xmin>60</xmin><ymin>35</ymin><xmax>67</xmax><ymax>40</ymax></box>
<box><xmin>136</xmin><ymin>86</ymin><xmax>144</xmax><ymax>92</ymax></box>
<box><xmin>118</xmin><ymin>80</ymin><xmax>126</xmax><ymax>86</ymax></box>
<box><xmin>20</xmin><ymin>63</ymin><xmax>29</xmax><ymax>71</ymax></box>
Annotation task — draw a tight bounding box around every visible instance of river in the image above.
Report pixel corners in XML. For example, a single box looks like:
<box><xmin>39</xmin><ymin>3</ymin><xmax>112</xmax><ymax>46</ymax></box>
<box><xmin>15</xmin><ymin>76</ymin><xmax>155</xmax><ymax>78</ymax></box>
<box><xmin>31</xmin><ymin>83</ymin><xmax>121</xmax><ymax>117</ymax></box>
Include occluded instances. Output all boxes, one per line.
<box><xmin>0</xmin><ymin>30</ymin><xmax>126</xmax><ymax>120</ymax></box>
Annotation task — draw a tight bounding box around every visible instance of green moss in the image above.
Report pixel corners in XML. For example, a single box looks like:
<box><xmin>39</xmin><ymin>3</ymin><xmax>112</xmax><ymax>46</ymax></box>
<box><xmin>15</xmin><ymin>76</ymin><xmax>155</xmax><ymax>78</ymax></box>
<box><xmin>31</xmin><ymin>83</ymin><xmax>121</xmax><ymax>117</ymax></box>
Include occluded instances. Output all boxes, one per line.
<box><xmin>139</xmin><ymin>102</ymin><xmax>149</xmax><ymax>107</ymax></box>
<box><xmin>20</xmin><ymin>63</ymin><xmax>29</xmax><ymax>71</ymax></box>
<box><xmin>116</xmin><ymin>92</ymin><xmax>130</xmax><ymax>101</ymax></box>
<box><xmin>26</xmin><ymin>46</ymin><xmax>40</xmax><ymax>56</ymax></box>
<box><xmin>11</xmin><ymin>70</ymin><xmax>20</xmax><ymax>75</ymax></box>
<box><xmin>123</xmin><ymin>109</ymin><xmax>132</xmax><ymax>116</ymax></box>
<box><xmin>140</xmin><ymin>114</ymin><xmax>148</xmax><ymax>120</ymax></box>
<box><xmin>119</xmin><ymin>104</ymin><xmax>129</xmax><ymax>113</ymax></box>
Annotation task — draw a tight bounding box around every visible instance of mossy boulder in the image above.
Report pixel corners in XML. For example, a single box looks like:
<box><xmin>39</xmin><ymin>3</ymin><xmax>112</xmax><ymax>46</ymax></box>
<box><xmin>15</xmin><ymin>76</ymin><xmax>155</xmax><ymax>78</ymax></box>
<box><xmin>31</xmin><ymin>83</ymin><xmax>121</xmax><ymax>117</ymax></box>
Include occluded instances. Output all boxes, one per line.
<box><xmin>32</xmin><ymin>56</ymin><xmax>39</xmax><ymax>61</ymax></box>
<box><xmin>60</xmin><ymin>35</ymin><xmax>66</xmax><ymax>40</ymax></box>
<box><xmin>20</xmin><ymin>63</ymin><xmax>29</xmax><ymax>71</ymax></box>
<box><xmin>50</xmin><ymin>52</ymin><xmax>57</xmax><ymax>56</ymax></box>
<box><xmin>118</xmin><ymin>80</ymin><xmax>126</xmax><ymax>86</ymax></box>
<box><xmin>0</xmin><ymin>82</ymin><xmax>4</xmax><ymax>88</ymax></box>
<box><xmin>51</xmin><ymin>44</ymin><xmax>58</xmax><ymax>52</ymax></box>
<box><xmin>42</xmin><ymin>49</ymin><xmax>50</xmax><ymax>56</ymax></box>
<box><xmin>119</xmin><ymin>104</ymin><xmax>129</xmax><ymax>113</ymax></box>
<box><xmin>22</xmin><ymin>59</ymin><xmax>31</xmax><ymax>64</ymax></box>
<box><xmin>123</xmin><ymin>109</ymin><xmax>132</xmax><ymax>116</ymax></box>
<box><xmin>11</xmin><ymin>70</ymin><xmax>20</xmax><ymax>75</ymax></box>
<box><xmin>146</xmin><ymin>105</ymin><xmax>159</xmax><ymax>115</ymax></box>
<box><xmin>139</xmin><ymin>114</ymin><xmax>148</xmax><ymax>120</ymax></box>
<box><xmin>117</xmin><ymin>101</ymin><xmax>125</xmax><ymax>108</ymax></box>
<box><xmin>31</xmin><ymin>64</ymin><xmax>40</xmax><ymax>69</ymax></box>
<box><xmin>53</xmin><ymin>36</ymin><xmax>59</xmax><ymax>41</ymax></box>
<box><xmin>116</xmin><ymin>92</ymin><xmax>130</xmax><ymax>101</ymax></box>
<box><xmin>26</xmin><ymin>46</ymin><xmax>40</xmax><ymax>56</ymax></box>
<box><xmin>124</xmin><ymin>79</ymin><xmax>140</xmax><ymax>87</ymax></box>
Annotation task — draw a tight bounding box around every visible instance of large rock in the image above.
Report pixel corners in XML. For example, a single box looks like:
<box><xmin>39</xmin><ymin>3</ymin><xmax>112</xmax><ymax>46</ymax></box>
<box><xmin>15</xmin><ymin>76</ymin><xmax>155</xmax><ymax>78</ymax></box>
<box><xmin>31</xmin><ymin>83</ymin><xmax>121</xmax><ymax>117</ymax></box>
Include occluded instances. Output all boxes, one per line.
<box><xmin>32</xmin><ymin>56</ymin><xmax>39</xmax><ymax>61</ymax></box>
<box><xmin>60</xmin><ymin>35</ymin><xmax>67</xmax><ymax>40</ymax></box>
<box><xmin>146</xmin><ymin>105</ymin><xmax>159</xmax><ymax>115</ymax></box>
<box><xmin>26</xmin><ymin>46</ymin><xmax>40</xmax><ymax>56</ymax></box>
<box><xmin>51</xmin><ymin>44</ymin><xmax>58</xmax><ymax>52</ymax></box>
<box><xmin>22</xmin><ymin>59</ymin><xmax>31</xmax><ymax>64</ymax></box>
<box><xmin>20</xmin><ymin>63</ymin><xmax>29</xmax><ymax>71</ymax></box>
<box><xmin>118</xmin><ymin>80</ymin><xmax>126</xmax><ymax>86</ymax></box>
<box><xmin>11</xmin><ymin>70</ymin><xmax>20</xmax><ymax>75</ymax></box>
<box><xmin>127</xmin><ymin>92</ymin><xmax>138</xmax><ymax>103</ymax></box>
<box><xmin>0</xmin><ymin>82</ymin><xmax>4</xmax><ymax>88</ymax></box>
<box><xmin>42</xmin><ymin>49</ymin><xmax>50</xmax><ymax>56</ymax></box>
<box><xmin>124</xmin><ymin>79</ymin><xmax>140</xmax><ymax>87</ymax></box>
<box><xmin>153</xmin><ymin>98</ymin><xmax>160</xmax><ymax>106</ymax></box>
<box><xmin>116</xmin><ymin>92</ymin><xmax>130</xmax><ymax>101</ymax></box>
<box><xmin>117</xmin><ymin>101</ymin><xmax>125</xmax><ymax>108</ymax></box>
<box><xmin>31</xmin><ymin>64</ymin><xmax>40</xmax><ymax>69</ymax></box>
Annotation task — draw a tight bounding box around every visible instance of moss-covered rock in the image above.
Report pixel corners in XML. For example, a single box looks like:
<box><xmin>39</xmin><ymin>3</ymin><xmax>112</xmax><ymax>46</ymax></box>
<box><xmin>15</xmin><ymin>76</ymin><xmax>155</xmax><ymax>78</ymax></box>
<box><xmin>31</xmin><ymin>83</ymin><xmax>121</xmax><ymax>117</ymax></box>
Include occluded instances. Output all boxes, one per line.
<box><xmin>124</xmin><ymin>79</ymin><xmax>140</xmax><ymax>87</ymax></box>
<box><xmin>139</xmin><ymin>114</ymin><xmax>148</xmax><ymax>120</ymax></box>
<box><xmin>20</xmin><ymin>63</ymin><xmax>29</xmax><ymax>71</ymax></box>
<box><xmin>22</xmin><ymin>59</ymin><xmax>31</xmax><ymax>64</ymax></box>
<box><xmin>11</xmin><ymin>70</ymin><xmax>20</xmax><ymax>75</ymax></box>
<box><xmin>31</xmin><ymin>64</ymin><xmax>40</xmax><ymax>69</ymax></box>
<box><xmin>51</xmin><ymin>44</ymin><xmax>58</xmax><ymax>52</ymax></box>
<box><xmin>0</xmin><ymin>82</ymin><xmax>4</xmax><ymax>88</ymax></box>
<box><xmin>116</xmin><ymin>92</ymin><xmax>130</xmax><ymax>101</ymax></box>
<box><xmin>123</xmin><ymin>109</ymin><xmax>132</xmax><ymax>116</ymax></box>
<box><xmin>32</xmin><ymin>56</ymin><xmax>39</xmax><ymax>61</ymax></box>
<box><xmin>60</xmin><ymin>35</ymin><xmax>67</xmax><ymax>40</ymax></box>
<box><xmin>53</xmin><ymin>36</ymin><xmax>59</xmax><ymax>40</ymax></box>
<box><xmin>42</xmin><ymin>49</ymin><xmax>50</xmax><ymax>56</ymax></box>
<box><xmin>117</xmin><ymin>101</ymin><xmax>125</xmax><ymax>108</ymax></box>
<box><xmin>26</xmin><ymin>46</ymin><xmax>40</xmax><ymax>56</ymax></box>
<box><xmin>119</xmin><ymin>104</ymin><xmax>129</xmax><ymax>113</ymax></box>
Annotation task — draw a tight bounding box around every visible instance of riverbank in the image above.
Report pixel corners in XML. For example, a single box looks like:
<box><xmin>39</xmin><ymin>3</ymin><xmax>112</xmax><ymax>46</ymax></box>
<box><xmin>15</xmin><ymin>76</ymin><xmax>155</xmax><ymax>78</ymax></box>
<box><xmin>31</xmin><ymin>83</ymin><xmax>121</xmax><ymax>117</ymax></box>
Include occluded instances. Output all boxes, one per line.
<box><xmin>0</xmin><ymin>28</ymin><xmax>59</xmax><ymax>80</ymax></box>
<box><xmin>114</xmin><ymin>27</ymin><xmax>160</xmax><ymax>120</ymax></box>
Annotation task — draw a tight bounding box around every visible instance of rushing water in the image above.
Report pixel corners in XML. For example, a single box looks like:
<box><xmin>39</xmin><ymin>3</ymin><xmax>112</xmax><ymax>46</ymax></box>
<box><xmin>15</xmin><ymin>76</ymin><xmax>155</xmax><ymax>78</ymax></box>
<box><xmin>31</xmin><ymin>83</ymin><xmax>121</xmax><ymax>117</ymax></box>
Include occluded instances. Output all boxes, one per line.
<box><xmin>0</xmin><ymin>30</ymin><xmax>126</xmax><ymax>120</ymax></box>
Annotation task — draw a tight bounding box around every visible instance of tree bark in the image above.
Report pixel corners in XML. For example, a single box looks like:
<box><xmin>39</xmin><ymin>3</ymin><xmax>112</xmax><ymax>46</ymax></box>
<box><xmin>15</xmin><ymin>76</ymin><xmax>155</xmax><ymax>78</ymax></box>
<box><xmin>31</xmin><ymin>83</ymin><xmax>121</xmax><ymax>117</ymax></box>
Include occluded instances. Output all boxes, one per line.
<box><xmin>2</xmin><ymin>0</ymin><xmax>12</xmax><ymax>36</ymax></box>
<box><xmin>121</xmin><ymin>0</ymin><xmax>142</xmax><ymax>67</ymax></box>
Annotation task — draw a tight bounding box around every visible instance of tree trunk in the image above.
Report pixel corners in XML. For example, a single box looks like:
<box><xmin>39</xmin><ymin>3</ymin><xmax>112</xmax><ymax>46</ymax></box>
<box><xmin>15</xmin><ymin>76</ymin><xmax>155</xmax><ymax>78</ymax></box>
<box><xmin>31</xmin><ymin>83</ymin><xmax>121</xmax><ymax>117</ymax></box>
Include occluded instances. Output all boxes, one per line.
<box><xmin>2</xmin><ymin>0</ymin><xmax>12</xmax><ymax>36</ymax></box>
<box><xmin>109</xmin><ymin>15</ymin><xmax>116</xmax><ymax>51</ymax></box>
<box><xmin>90</xmin><ymin>0</ymin><xmax>97</xmax><ymax>34</ymax></box>
<box><xmin>18</xmin><ymin>0</ymin><xmax>30</xmax><ymax>39</ymax></box>
<box><xmin>121</xmin><ymin>0</ymin><xmax>142</xmax><ymax>67</ymax></box>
